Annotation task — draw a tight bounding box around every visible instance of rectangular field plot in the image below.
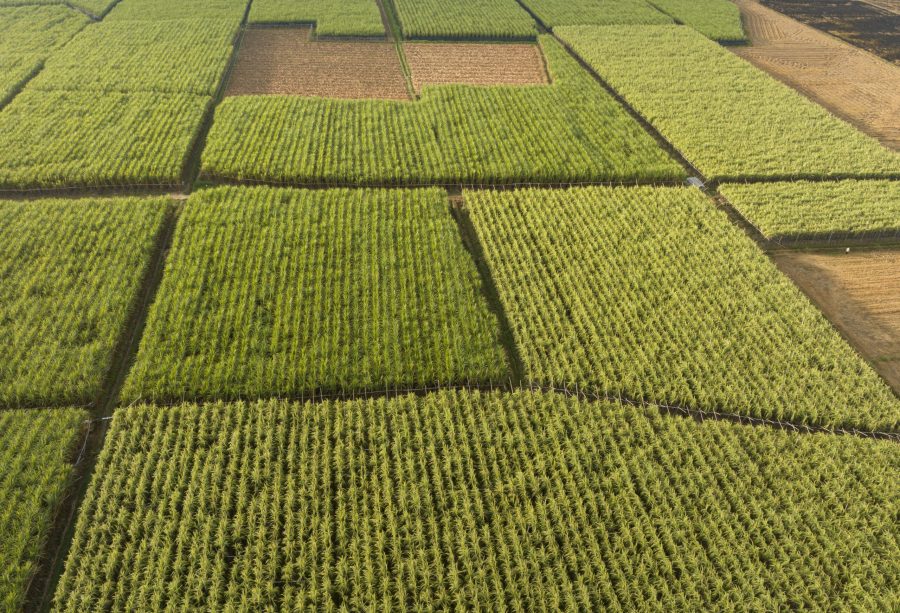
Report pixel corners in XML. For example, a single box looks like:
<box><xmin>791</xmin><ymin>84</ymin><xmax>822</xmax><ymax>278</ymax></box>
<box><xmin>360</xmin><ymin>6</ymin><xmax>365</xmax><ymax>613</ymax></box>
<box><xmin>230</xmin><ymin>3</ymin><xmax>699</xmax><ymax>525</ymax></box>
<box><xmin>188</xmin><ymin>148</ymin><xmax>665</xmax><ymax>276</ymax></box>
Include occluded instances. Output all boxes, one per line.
<box><xmin>0</xmin><ymin>196</ymin><xmax>169</xmax><ymax>408</ymax></box>
<box><xmin>405</xmin><ymin>42</ymin><xmax>549</xmax><ymax>93</ymax></box>
<box><xmin>226</xmin><ymin>27</ymin><xmax>409</xmax><ymax>99</ymax></box>
<box><xmin>54</xmin><ymin>391</ymin><xmax>900</xmax><ymax>611</ymax></box>
<box><xmin>557</xmin><ymin>25</ymin><xmax>900</xmax><ymax>181</ymax></box>
<box><xmin>1</xmin><ymin>408</ymin><xmax>86</xmax><ymax>612</ymax></box>
<box><xmin>202</xmin><ymin>36</ymin><xmax>683</xmax><ymax>185</ymax></box>
<box><xmin>123</xmin><ymin>186</ymin><xmax>508</xmax><ymax>402</ymax></box>
<box><xmin>465</xmin><ymin>186</ymin><xmax>900</xmax><ymax>432</ymax></box>
<box><xmin>107</xmin><ymin>0</ymin><xmax>249</xmax><ymax>21</ymax></box>
<box><xmin>0</xmin><ymin>90</ymin><xmax>209</xmax><ymax>190</ymax></box>
<box><xmin>31</xmin><ymin>19</ymin><xmax>239</xmax><ymax>96</ymax></box>
<box><xmin>394</xmin><ymin>0</ymin><xmax>536</xmax><ymax>40</ymax></box>
<box><xmin>719</xmin><ymin>180</ymin><xmax>900</xmax><ymax>241</ymax></box>
<box><xmin>775</xmin><ymin>249</ymin><xmax>900</xmax><ymax>393</ymax></box>
<box><xmin>521</xmin><ymin>0</ymin><xmax>672</xmax><ymax>27</ymax></box>
<box><xmin>249</xmin><ymin>0</ymin><xmax>384</xmax><ymax>37</ymax></box>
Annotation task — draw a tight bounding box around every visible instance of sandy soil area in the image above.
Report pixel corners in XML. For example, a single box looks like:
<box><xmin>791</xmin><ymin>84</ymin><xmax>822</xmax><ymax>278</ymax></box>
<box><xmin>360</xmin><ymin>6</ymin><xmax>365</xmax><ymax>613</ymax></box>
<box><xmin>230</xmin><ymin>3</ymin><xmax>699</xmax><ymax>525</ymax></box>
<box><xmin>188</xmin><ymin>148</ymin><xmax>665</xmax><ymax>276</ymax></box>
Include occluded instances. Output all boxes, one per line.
<box><xmin>404</xmin><ymin>43</ymin><xmax>548</xmax><ymax>94</ymax></box>
<box><xmin>226</xmin><ymin>27</ymin><xmax>409</xmax><ymax>99</ymax></box>
<box><xmin>775</xmin><ymin>249</ymin><xmax>900</xmax><ymax>394</ymax></box>
<box><xmin>733</xmin><ymin>0</ymin><xmax>900</xmax><ymax>149</ymax></box>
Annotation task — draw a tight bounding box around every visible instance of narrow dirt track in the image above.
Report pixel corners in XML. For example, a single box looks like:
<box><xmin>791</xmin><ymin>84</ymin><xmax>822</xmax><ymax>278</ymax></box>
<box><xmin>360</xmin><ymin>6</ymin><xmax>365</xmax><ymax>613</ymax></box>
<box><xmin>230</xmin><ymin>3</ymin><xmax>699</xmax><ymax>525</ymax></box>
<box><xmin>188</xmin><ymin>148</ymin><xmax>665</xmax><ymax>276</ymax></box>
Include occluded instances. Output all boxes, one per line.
<box><xmin>732</xmin><ymin>0</ymin><xmax>900</xmax><ymax>149</ymax></box>
<box><xmin>774</xmin><ymin>249</ymin><xmax>900</xmax><ymax>395</ymax></box>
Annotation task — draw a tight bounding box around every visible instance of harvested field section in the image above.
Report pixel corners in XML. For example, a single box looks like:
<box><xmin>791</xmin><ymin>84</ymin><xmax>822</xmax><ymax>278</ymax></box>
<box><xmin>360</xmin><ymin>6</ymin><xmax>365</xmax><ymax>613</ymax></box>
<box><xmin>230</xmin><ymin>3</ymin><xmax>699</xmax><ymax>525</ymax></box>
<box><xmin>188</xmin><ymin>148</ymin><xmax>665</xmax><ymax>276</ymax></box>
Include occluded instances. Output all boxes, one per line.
<box><xmin>226</xmin><ymin>27</ymin><xmax>408</xmax><ymax>99</ymax></box>
<box><xmin>405</xmin><ymin>43</ymin><xmax>548</xmax><ymax>93</ymax></box>
<box><xmin>760</xmin><ymin>0</ymin><xmax>900</xmax><ymax>63</ymax></box>
<box><xmin>734</xmin><ymin>0</ymin><xmax>900</xmax><ymax>150</ymax></box>
<box><xmin>775</xmin><ymin>250</ymin><xmax>900</xmax><ymax>394</ymax></box>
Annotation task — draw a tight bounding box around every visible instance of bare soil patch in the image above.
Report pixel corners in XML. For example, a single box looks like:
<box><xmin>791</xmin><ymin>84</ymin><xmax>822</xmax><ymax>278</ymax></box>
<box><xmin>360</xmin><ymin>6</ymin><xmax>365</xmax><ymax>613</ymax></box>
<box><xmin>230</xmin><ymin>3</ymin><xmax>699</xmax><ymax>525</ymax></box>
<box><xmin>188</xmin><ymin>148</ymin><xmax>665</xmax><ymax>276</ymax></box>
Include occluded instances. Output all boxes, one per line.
<box><xmin>733</xmin><ymin>0</ymin><xmax>900</xmax><ymax>149</ymax></box>
<box><xmin>759</xmin><ymin>0</ymin><xmax>900</xmax><ymax>63</ymax></box>
<box><xmin>404</xmin><ymin>43</ymin><xmax>548</xmax><ymax>94</ymax></box>
<box><xmin>775</xmin><ymin>249</ymin><xmax>900</xmax><ymax>394</ymax></box>
<box><xmin>226</xmin><ymin>27</ymin><xmax>409</xmax><ymax>99</ymax></box>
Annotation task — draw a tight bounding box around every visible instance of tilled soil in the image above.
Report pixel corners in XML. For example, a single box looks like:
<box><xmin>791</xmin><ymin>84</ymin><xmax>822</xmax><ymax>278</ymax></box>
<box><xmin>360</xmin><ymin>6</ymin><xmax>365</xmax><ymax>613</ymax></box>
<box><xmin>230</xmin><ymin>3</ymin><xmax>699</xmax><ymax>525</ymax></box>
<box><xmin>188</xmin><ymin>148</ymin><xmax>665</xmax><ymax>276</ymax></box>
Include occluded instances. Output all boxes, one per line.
<box><xmin>775</xmin><ymin>249</ymin><xmax>900</xmax><ymax>394</ymax></box>
<box><xmin>733</xmin><ymin>0</ymin><xmax>900</xmax><ymax>149</ymax></box>
<box><xmin>226</xmin><ymin>27</ymin><xmax>409</xmax><ymax>99</ymax></box>
<box><xmin>404</xmin><ymin>43</ymin><xmax>549</xmax><ymax>94</ymax></box>
<box><xmin>759</xmin><ymin>0</ymin><xmax>900</xmax><ymax>63</ymax></box>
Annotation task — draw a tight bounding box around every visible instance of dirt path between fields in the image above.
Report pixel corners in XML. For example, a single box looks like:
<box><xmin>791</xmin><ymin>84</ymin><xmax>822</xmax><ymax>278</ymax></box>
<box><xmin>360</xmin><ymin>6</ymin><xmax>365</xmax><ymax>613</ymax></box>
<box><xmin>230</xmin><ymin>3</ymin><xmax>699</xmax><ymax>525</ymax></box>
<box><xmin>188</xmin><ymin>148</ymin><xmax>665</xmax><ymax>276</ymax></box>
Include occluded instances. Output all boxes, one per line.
<box><xmin>774</xmin><ymin>249</ymin><xmax>900</xmax><ymax>394</ymax></box>
<box><xmin>732</xmin><ymin>0</ymin><xmax>900</xmax><ymax>149</ymax></box>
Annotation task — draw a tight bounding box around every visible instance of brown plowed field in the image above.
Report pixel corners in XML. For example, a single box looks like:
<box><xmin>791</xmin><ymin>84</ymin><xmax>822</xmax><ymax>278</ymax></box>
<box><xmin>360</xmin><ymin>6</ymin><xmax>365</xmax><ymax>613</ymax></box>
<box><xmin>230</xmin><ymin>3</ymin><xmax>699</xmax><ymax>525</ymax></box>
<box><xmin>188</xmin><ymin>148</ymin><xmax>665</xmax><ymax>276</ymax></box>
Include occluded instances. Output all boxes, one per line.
<box><xmin>775</xmin><ymin>249</ymin><xmax>900</xmax><ymax>394</ymax></box>
<box><xmin>226</xmin><ymin>27</ymin><xmax>409</xmax><ymax>100</ymax></box>
<box><xmin>404</xmin><ymin>43</ymin><xmax>548</xmax><ymax>94</ymax></box>
<box><xmin>760</xmin><ymin>0</ymin><xmax>900</xmax><ymax>62</ymax></box>
<box><xmin>733</xmin><ymin>0</ymin><xmax>900</xmax><ymax>149</ymax></box>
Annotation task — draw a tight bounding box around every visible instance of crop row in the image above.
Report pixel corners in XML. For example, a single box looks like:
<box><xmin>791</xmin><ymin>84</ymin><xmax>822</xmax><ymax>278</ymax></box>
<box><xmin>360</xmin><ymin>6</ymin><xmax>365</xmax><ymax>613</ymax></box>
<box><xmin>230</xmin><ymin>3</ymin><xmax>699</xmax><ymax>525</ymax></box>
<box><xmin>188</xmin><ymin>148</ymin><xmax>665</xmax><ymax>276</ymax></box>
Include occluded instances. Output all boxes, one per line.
<box><xmin>556</xmin><ymin>25</ymin><xmax>900</xmax><ymax>181</ymax></box>
<box><xmin>465</xmin><ymin>185</ymin><xmax>900</xmax><ymax>432</ymax></box>
<box><xmin>0</xmin><ymin>5</ymin><xmax>87</xmax><ymax>105</ymax></box>
<box><xmin>54</xmin><ymin>390</ymin><xmax>900</xmax><ymax>610</ymax></box>
<box><xmin>0</xmin><ymin>90</ymin><xmax>210</xmax><ymax>189</ymax></box>
<box><xmin>719</xmin><ymin>180</ymin><xmax>900</xmax><ymax>241</ymax></box>
<box><xmin>647</xmin><ymin>0</ymin><xmax>746</xmax><ymax>41</ymax></box>
<box><xmin>201</xmin><ymin>36</ymin><xmax>683</xmax><ymax>185</ymax></box>
<box><xmin>122</xmin><ymin>186</ymin><xmax>508</xmax><ymax>402</ymax></box>
<box><xmin>1</xmin><ymin>407</ymin><xmax>87</xmax><ymax>611</ymax></box>
<box><xmin>393</xmin><ymin>0</ymin><xmax>537</xmax><ymax>40</ymax></box>
<box><xmin>249</xmin><ymin>0</ymin><xmax>384</xmax><ymax>36</ymax></box>
<box><xmin>521</xmin><ymin>0</ymin><xmax>672</xmax><ymax>27</ymax></box>
<box><xmin>107</xmin><ymin>0</ymin><xmax>249</xmax><ymax>21</ymax></box>
<box><xmin>31</xmin><ymin>19</ymin><xmax>239</xmax><ymax>96</ymax></box>
<box><xmin>0</xmin><ymin>0</ymin><xmax>116</xmax><ymax>18</ymax></box>
<box><xmin>0</xmin><ymin>196</ymin><xmax>169</xmax><ymax>408</ymax></box>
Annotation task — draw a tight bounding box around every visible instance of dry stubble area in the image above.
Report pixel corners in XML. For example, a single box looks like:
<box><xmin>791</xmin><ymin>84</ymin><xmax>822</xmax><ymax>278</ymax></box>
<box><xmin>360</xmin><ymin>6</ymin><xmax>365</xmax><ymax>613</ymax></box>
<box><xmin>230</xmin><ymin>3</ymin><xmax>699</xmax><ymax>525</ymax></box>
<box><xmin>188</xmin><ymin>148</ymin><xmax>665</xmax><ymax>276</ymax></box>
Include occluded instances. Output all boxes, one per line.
<box><xmin>775</xmin><ymin>249</ymin><xmax>900</xmax><ymax>393</ymax></box>
<box><xmin>226</xmin><ymin>27</ymin><xmax>409</xmax><ymax>99</ymax></box>
<box><xmin>404</xmin><ymin>43</ymin><xmax>549</xmax><ymax>93</ymax></box>
<box><xmin>733</xmin><ymin>0</ymin><xmax>900</xmax><ymax>149</ymax></box>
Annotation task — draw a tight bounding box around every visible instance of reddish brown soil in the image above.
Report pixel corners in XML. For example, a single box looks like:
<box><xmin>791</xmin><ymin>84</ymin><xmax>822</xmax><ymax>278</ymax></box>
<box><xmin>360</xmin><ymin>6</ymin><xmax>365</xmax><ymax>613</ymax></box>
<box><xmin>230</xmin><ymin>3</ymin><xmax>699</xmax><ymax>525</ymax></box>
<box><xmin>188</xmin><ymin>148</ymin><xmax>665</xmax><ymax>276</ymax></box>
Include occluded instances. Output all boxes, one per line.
<box><xmin>733</xmin><ymin>0</ymin><xmax>900</xmax><ymax>149</ymax></box>
<box><xmin>775</xmin><ymin>249</ymin><xmax>900</xmax><ymax>394</ymax></box>
<box><xmin>404</xmin><ymin>43</ymin><xmax>549</xmax><ymax>94</ymax></box>
<box><xmin>226</xmin><ymin>27</ymin><xmax>409</xmax><ymax>100</ymax></box>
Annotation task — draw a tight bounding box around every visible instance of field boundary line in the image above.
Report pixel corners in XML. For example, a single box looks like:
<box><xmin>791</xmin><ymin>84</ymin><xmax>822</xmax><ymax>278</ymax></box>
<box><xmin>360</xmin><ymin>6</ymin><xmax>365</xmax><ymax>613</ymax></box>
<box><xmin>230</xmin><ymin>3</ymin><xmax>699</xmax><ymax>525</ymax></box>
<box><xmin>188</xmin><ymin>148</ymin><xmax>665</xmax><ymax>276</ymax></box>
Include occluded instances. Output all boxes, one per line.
<box><xmin>115</xmin><ymin>380</ymin><xmax>899</xmax><ymax>442</ymax></box>
<box><xmin>181</xmin><ymin>0</ymin><xmax>255</xmax><ymax>191</ymax></box>
<box><xmin>25</xmin><ymin>202</ymin><xmax>182</xmax><ymax>612</ymax></box>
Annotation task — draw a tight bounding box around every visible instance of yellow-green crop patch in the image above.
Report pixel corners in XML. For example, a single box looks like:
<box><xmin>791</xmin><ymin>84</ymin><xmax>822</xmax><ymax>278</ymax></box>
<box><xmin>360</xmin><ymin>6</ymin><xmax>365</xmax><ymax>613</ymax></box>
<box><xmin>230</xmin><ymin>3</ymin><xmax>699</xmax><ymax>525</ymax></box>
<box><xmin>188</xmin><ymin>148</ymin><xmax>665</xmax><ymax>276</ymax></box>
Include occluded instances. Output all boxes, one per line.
<box><xmin>466</xmin><ymin>185</ymin><xmax>900</xmax><ymax>431</ymax></box>
<box><xmin>0</xmin><ymin>6</ymin><xmax>88</xmax><ymax>105</ymax></box>
<box><xmin>1</xmin><ymin>408</ymin><xmax>87</xmax><ymax>612</ymax></box>
<box><xmin>648</xmin><ymin>0</ymin><xmax>746</xmax><ymax>41</ymax></box>
<box><xmin>557</xmin><ymin>26</ymin><xmax>900</xmax><ymax>181</ymax></box>
<box><xmin>521</xmin><ymin>0</ymin><xmax>672</xmax><ymax>27</ymax></box>
<box><xmin>0</xmin><ymin>196</ymin><xmax>169</xmax><ymax>408</ymax></box>
<box><xmin>249</xmin><ymin>0</ymin><xmax>384</xmax><ymax>36</ymax></box>
<box><xmin>719</xmin><ymin>180</ymin><xmax>900</xmax><ymax>241</ymax></box>
<box><xmin>53</xmin><ymin>391</ymin><xmax>900</xmax><ymax>610</ymax></box>
<box><xmin>0</xmin><ymin>90</ymin><xmax>209</xmax><ymax>189</ymax></box>
<box><xmin>201</xmin><ymin>36</ymin><xmax>683</xmax><ymax>185</ymax></box>
<box><xmin>123</xmin><ymin>186</ymin><xmax>508</xmax><ymax>402</ymax></box>
<box><xmin>394</xmin><ymin>0</ymin><xmax>537</xmax><ymax>40</ymax></box>
<box><xmin>107</xmin><ymin>0</ymin><xmax>249</xmax><ymax>21</ymax></box>
<box><xmin>31</xmin><ymin>19</ymin><xmax>239</xmax><ymax>96</ymax></box>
